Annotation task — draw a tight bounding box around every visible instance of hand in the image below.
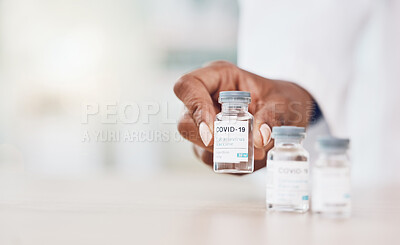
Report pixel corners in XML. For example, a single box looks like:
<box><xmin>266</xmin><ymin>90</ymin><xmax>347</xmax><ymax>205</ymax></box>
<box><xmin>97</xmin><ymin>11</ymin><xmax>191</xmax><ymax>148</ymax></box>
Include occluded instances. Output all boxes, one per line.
<box><xmin>174</xmin><ymin>61</ymin><xmax>313</xmax><ymax>171</ymax></box>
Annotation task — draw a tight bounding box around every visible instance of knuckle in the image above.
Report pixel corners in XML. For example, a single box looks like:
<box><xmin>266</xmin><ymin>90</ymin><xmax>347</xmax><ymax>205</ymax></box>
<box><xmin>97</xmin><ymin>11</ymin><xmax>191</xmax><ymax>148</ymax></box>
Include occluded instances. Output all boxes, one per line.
<box><xmin>207</xmin><ymin>60</ymin><xmax>233</xmax><ymax>67</ymax></box>
<box><xmin>207</xmin><ymin>60</ymin><xmax>238</xmax><ymax>73</ymax></box>
<box><xmin>204</xmin><ymin>60</ymin><xmax>239</xmax><ymax>71</ymax></box>
<box><xmin>190</xmin><ymin>101</ymin><xmax>203</xmax><ymax>124</ymax></box>
<box><xmin>174</xmin><ymin>73</ymin><xmax>197</xmax><ymax>97</ymax></box>
<box><xmin>190</xmin><ymin>101</ymin><xmax>214</xmax><ymax>125</ymax></box>
<box><xmin>174</xmin><ymin>74</ymin><xmax>194</xmax><ymax>96</ymax></box>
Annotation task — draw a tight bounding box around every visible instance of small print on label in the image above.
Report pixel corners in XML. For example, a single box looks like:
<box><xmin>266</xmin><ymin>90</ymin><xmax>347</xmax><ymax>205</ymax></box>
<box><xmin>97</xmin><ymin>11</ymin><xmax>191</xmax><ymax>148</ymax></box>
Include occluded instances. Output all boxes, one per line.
<box><xmin>266</xmin><ymin>160</ymin><xmax>309</xmax><ymax>206</ymax></box>
<box><xmin>214</xmin><ymin>120</ymin><xmax>248</xmax><ymax>163</ymax></box>
<box><xmin>312</xmin><ymin>168</ymin><xmax>351</xmax><ymax>213</ymax></box>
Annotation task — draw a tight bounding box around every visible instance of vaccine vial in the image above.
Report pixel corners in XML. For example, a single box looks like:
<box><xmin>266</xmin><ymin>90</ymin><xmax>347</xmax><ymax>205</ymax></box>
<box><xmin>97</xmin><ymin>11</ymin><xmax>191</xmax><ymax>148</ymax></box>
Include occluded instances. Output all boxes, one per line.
<box><xmin>312</xmin><ymin>137</ymin><xmax>351</xmax><ymax>218</ymax></box>
<box><xmin>266</xmin><ymin>126</ymin><xmax>310</xmax><ymax>213</ymax></box>
<box><xmin>213</xmin><ymin>91</ymin><xmax>254</xmax><ymax>173</ymax></box>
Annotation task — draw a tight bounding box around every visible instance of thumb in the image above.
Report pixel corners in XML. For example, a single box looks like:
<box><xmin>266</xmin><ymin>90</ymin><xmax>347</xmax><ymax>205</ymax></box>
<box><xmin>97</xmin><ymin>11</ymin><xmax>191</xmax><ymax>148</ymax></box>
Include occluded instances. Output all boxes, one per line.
<box><xmin>254</xmin><ymin>121</ymin><xmax>272</xmax><ymax>149</ymax></box>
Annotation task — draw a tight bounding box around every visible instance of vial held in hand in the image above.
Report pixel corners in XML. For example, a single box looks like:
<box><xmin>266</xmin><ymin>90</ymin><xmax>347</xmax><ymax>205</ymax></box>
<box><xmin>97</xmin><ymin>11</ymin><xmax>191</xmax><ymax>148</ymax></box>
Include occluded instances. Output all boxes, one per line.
<box><xmin>213</xmin><ymin>91</ymin><xmax>254</xmax><ymax>173</ymax></box>
<box><xmin>266</xmin><ymin>126</ymin><xmax>310</xmax><ymax>213</ymax></box>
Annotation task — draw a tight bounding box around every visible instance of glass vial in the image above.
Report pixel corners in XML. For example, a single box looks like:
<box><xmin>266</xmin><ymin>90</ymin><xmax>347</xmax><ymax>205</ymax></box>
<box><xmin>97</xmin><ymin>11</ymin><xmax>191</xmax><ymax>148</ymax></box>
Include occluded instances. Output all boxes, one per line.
<box><xmin>312</xmin><ymin>137</ymin><xmax>351</xmax><ymax>218</ymax></box>
<box><xmin>213</xmin><ymin>91</ymin><xmax>254</xmax><ymax>173</ymax></box>
<box><xmin>266</xmin><ymin>126</ymin><xmax>310</xmax><ymax>213</ymax></box>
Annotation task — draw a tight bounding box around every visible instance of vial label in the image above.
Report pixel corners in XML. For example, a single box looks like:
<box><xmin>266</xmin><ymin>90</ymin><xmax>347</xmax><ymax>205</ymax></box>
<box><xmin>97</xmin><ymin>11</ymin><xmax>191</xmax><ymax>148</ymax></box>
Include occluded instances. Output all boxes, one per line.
<box><xmin>266</xmin><ymin>160</ymin><xmax>309</xmax><ymax>206</ymax></box>
<box><xmin>312</xmin><ymin>168</ymin><xmax>351</xmax><ymax>213</ymax></box>
<box><xmin>214</xmin><ymin>120</ymin><xmax>248</xmax><ymax>163</ymax></box>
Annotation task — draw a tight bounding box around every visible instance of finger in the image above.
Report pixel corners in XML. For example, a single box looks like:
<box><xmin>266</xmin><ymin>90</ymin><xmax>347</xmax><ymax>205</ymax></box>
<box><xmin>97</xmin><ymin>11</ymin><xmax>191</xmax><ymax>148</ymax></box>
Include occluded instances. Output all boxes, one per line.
<box><xmin>194</xmin><ymin>144</ymin><xmax>267</xmax><ymax>172</ymax></box>
<box><xmin>254</xmin><ymin>147</ymin><xmax>266</xmax><ymax>160</ymax></box>
<box><xmin>178</xmin><ymin>111</ymin><xmax>213</xmax><ymax>151</ymax></box>
<box><xmin>193</xmin><ymin>144</ymin><xmax>213</xmax><ymax>167</ymax></box>
<box><xmin>254</xmin><ymin>155</ymin><xmax>267</xmax><ymax>171</ymax></box>
<box><xmin>254</xmin><ymin>123</ymin><xmax>272</xmax><ymax>149</ymax></box>
<box><xmin>173</xmin><ymin>61</ymin><xmax>238</xmax><ymax>146</ymax></box>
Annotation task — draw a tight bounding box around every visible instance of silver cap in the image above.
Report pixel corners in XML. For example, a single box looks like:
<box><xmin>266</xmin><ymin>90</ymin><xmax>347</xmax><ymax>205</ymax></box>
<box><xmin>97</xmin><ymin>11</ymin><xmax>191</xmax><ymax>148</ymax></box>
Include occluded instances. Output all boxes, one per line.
<box><xmin>218</xmin><ymin>91</ymin><xmax>251</xmax><ymax>103</ymax></box>
<box><xmin>317</xmin><ymin>136</ymin><xmax>350</xmax><ymax>151</ymax></box>
<box><xmin>271</xmin><ymin>126</ymin><xmax>306</xmax><ymax>139</ymax></box>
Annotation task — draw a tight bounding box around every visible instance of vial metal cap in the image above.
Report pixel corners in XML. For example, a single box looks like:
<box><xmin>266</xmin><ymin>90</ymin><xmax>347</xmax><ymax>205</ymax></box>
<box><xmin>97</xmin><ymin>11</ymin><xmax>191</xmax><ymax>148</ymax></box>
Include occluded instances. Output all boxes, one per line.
<box><xmin>218</xmin><ymin>91</ymin><xmax>251</xmax><ymax>103</ymax></box>
<box><xmin>271</xmin><ymin>126</ymin><xmax>306</xmax><ymax>139</ymax></box>
<box><xmin>317</xmin><ymin>136</ymin><xmax>350</xmax><ymax>151</ymax></box>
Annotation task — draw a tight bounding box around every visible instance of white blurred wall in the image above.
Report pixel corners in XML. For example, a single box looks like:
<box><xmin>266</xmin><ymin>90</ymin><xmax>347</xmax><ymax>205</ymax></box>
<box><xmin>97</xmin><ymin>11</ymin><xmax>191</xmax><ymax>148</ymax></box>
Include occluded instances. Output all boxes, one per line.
<box><xmin>0</xmin><ymin>0</ymin><xmax>238</xmax><ymax>176</ymax></box>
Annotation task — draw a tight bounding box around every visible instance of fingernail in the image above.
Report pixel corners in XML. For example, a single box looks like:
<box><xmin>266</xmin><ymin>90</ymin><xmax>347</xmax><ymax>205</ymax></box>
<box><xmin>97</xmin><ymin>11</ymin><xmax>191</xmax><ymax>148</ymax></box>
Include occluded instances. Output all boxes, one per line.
<box><xmin>199</xmin><ymin>122</ymin><xmax>212</xmax><ymax>147</ymax></box>
<box><xmin>260</xmin><ymin>124</ymin><xmax>272</xmax><ymax>146</ymax></box>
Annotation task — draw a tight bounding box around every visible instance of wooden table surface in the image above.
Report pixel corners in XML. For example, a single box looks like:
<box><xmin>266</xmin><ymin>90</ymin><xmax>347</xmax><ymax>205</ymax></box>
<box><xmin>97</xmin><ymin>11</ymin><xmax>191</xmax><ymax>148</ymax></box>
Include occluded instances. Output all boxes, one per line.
<box><xmin>0</xmin><ymin>170</ymin><xmax>399</xmax><ymax>245</ymax></box>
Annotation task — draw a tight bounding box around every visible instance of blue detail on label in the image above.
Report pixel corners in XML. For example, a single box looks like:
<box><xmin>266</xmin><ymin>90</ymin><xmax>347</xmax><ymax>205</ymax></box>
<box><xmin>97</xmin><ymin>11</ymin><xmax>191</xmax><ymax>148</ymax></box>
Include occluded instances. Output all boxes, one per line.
<box><xmin>344</xmin><ymin>194</ymin><xmax>351</xmax><ymax>198</ymax></box>
<box><xmin>302</xmin><ymin>195</ymin><xmax>309</xmax><ymax>200</ymax></box>
<box><xmin>237</xmin><ymin>153</ymin><xmax>248</xmax><ymax>158</ymax></box>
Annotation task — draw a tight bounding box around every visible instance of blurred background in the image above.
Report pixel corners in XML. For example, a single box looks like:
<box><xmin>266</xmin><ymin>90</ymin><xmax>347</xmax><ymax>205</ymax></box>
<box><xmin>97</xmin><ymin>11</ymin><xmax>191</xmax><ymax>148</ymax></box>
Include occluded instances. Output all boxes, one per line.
<box><xmin>0</xmin><ymin>0</ymin><xmax>239</xmax><ymax>177</ymax></box>
<box><xmin>1</xmin><ymin>2</ymin><xmax>400</xmax><ymax>244</ymax></box>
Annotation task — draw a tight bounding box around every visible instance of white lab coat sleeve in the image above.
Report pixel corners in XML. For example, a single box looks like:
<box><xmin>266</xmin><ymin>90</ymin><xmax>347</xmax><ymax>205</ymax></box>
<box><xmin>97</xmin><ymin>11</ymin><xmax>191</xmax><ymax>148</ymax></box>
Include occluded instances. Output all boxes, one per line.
<box><xmin>237</xmin><ymin>0</ymin><xmax>374</xmax><ymax>137</ymax></box>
